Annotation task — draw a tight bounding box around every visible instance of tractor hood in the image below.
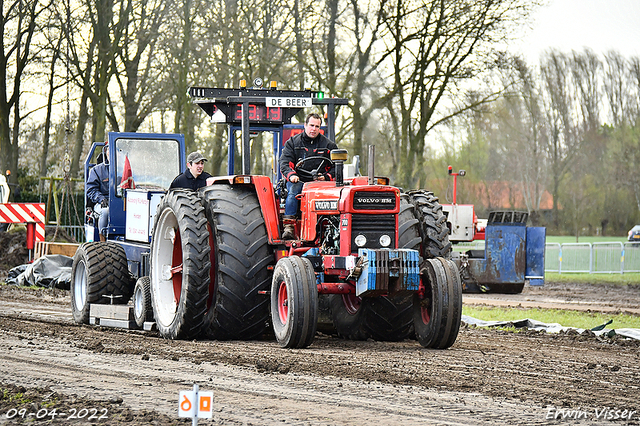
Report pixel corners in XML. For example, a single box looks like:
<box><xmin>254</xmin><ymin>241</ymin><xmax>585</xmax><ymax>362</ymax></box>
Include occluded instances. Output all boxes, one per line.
<box><xmin>299</xmin><ymin>181</ymin><xmax>400</xmax><ymax>243</ymax></box>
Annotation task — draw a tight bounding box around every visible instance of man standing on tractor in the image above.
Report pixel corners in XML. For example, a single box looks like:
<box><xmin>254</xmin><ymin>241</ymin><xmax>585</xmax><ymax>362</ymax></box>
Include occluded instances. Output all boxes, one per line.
<box><xmin>170</xmin><ymin>151</ymin><xmax>214</xmax><ymax>191</ymax></box>
<box><xmin>86</xmin><ymin>141</ymin><xmax>110</xmax><ymax>241</ymax></box>
<box><xmin>279</xmin><ymin>113</ymin><xmax>338</xmax><ymax>240</ymax></box>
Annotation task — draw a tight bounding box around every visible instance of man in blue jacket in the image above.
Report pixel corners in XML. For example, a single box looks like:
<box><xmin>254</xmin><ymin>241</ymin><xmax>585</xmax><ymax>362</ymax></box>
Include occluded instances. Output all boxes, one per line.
<box><xmin>86</xmin><ymin>143</ymin><xmax>110</xmax><ymax>241</ymax></box>
<box><xmin>279</xmin><ymin>113</ymin><xmax>338</xmax><ymax>239</ymax></box>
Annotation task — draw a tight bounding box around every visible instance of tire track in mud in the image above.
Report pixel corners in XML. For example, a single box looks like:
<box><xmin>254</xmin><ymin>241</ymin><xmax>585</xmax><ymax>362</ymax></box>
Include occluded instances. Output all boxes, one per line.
<box><xmin>1</xmin><ymin>285</ymin><xmax>640</xmax><ymax>425</ymax></box>
<box><xmin>1</xmin><ymin>326</ymin><xmax>549</xmax><ymax>425</ymax></box>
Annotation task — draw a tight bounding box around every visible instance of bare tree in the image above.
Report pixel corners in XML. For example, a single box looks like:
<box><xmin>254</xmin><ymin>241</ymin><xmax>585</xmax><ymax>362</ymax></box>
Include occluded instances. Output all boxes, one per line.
<box><xmin>383</xmin><ymin>0</ymin><xmax>534</xmax><ymax>189</ymax></box>
<box><xmin>111</xmin><ymin>0</ymin><xmax>172</xmax><ymax>132</ymax></box>
<box><xmin>37</xmin><ymin>5</ymin><xmax>66</xmax><ymax>181</ymax></box>
<box><xmin>0</xmin><ymin>0</ymin><xmax>51</xmax><ymax>185</ymax></box>
<box><xmin>604</xmin><ymin>54</ymin><xmax>640</xmax><ymax>216</ymax></box>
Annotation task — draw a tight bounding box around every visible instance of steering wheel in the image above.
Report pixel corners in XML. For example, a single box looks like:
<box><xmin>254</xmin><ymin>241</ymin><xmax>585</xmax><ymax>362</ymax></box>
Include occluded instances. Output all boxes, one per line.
<box><xmin>294</xmin><ymin>156</ymin><xmax>334</xmax><ymax>181</ymax></box>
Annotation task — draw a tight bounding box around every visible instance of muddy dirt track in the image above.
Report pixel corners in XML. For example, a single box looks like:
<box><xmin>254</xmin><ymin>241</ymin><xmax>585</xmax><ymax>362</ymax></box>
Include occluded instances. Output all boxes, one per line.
<box><xmin>1</xmin><ymin>283</ymin><xmax>639</xmax><ymax>425</ymax></box>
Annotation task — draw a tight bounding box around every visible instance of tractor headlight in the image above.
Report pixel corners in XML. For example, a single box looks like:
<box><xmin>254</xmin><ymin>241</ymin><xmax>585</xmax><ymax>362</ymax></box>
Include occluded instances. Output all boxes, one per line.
<box><xmin>354</xmin><ymin>234</ymin><xmax>367</xmax><ymax>247</ymax></box>
<box><xmin>379</xmin><ymin>234</ymin><xmax>391</xmax><ymax>247</ymax></box>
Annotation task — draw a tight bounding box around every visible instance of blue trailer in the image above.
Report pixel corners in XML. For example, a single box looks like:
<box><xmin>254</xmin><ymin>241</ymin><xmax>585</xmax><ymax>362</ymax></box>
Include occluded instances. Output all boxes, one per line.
<box><xmin>442</xmin><ymin>168</ymin><xmax>546</xmax><ymax>294</ymax></box>
<box><xmin>451</xmin><ymin>211</ymin><xmax>546</xmax><ymax>294</ymax></box>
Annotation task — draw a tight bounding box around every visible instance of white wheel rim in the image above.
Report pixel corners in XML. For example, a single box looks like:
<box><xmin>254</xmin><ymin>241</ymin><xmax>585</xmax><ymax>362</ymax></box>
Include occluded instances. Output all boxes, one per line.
<box><xmin>134</xmin><ymin>284</ymin><xmax>144</xmax><ymax>318</ymax></box>
<box><xmin>151</xmin><ymin>208</ymin><xmax>180</xmax><ymax>327</ymax></box>
<box><xmin>74</xmin><ymin>260</ymin><xmax>87</xmax><ymax>311</ymax></box>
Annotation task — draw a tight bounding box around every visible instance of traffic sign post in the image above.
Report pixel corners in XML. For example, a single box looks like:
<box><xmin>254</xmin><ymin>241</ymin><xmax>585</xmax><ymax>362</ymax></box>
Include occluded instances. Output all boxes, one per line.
<box><xmin>178</xmin><ymin>384</ymin><xmax>213</xmax><ymax>425</ymax></box>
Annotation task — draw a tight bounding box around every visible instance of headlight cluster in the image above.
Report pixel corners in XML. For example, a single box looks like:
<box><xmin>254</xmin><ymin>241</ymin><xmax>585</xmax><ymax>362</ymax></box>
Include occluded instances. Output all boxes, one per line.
<box><xmin>354</xmin><ymin>234</ymin><xmax>392</xmax><ymax>247</ymax></box>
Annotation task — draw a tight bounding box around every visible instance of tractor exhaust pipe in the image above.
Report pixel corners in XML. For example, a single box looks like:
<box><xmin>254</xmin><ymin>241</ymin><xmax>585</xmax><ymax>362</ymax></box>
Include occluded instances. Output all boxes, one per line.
<box><xmin>330</xmin><ymin>149</ymin><xmax>348</xmax><ymax>187</ymax></box>
<box><xmin>368</xmin><ymin>145</ymin><xmax>375</xmax><ymax>185</ymax></box>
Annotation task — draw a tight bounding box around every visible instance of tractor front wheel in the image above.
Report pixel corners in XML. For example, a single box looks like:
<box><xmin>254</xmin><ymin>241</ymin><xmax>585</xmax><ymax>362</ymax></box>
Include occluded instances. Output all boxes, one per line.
<box><xmin>413</xmin><ymin>257</ymin><xmax>462</xmax><ymax>349</ymax></box>
<box><xmin>71</xmin><ymin>242</ymin><xmax>132</xmax><ymax>324</ymax></box>
<box><xmin>270</xmin><ymin>256</ymin><xmax>318</xmax><ymax>348</ymax></box>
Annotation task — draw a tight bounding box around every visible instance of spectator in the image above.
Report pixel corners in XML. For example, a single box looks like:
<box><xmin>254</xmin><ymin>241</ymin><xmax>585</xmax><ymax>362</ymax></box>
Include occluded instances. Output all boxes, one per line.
<box><xmin>170</xmin><ymin>151</ymin><xmax>214</xmax><ymax>191</ymax></box>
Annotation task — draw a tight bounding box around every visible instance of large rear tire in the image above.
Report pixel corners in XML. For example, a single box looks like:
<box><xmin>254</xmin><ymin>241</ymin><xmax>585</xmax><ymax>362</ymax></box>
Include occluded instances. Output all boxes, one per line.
<box><xmin>406</xmin><ymin>190</ymin><xmax>451</xmax><ymax>258</ymax></box>
<box><xmin>271</xmin><ymin>256</ymin><xmax>318</xmax><ymax>348</ymax></box>
<box><xmin>150</xmin><ymin>190</ymin><xmax>211</xmax><ymax>340</ymax></box>
<box><xmin>359</xmin><ymin>196</ymin><xmax>424</xmax><ymax>341</ymax></box>
<box><xmin>329</xmin><ymin>293</ymin><xmax>368</xmax><ymax>340</ymax></box>
<box><xmin>413</xmin><ymin>257</ymin><xmax>462</xmax><ymax>349</ymax></box>
<box><xmin>330</xmin><ymin>194</ymin><xmax>433</xmax><ymax>341</ymax></box>
<box><xmin>71</xmin><ymin>242</ymin><xmax>133</xmax><ymax>324</ymax></box>
<box><xmin>200</xmin><ymin>185</ymin><xmax>273</xmax><ymax>340</ymax></box>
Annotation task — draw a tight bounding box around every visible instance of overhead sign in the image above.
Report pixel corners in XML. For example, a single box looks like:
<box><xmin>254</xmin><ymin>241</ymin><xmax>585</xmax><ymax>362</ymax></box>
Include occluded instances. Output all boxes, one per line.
<box><xmin>266</xmin><ymin>97</ymin><xmax>313</xmax><ymax>108</ymax></box>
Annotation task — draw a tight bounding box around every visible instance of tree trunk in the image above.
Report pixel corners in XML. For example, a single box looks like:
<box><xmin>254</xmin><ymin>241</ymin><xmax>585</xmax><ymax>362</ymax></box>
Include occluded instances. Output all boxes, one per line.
<box><xmin>40</xmin><ymin>37</ymin><xmax>62</xmax><ymax>183</ymax></box>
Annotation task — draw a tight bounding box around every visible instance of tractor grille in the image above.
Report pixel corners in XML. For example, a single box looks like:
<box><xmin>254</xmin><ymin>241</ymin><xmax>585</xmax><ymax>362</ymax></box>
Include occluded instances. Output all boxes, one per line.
<box><xmin>351</xmin><ymin>214</ymin><xmax>396</xmax><ymax>250</ymax></box>
<box><xmin>353</xmin><ymin>191</ymin><xmax>396</xmax><ymax>210</ymax></box>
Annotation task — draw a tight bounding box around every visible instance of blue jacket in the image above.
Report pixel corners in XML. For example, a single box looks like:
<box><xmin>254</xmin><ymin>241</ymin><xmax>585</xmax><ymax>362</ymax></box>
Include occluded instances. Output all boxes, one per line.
<box><xmin>87</xmin><ymin>162</ymin><xmax>109</xmax><ymax>204</ymax></box>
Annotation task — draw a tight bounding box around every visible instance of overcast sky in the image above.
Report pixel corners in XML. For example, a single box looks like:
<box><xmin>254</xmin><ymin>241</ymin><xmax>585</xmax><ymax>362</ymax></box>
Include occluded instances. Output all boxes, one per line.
<box><xmin>508</xmin><ymin>0</ymin><xmax>640</xmax><ymax>64</ymax></box>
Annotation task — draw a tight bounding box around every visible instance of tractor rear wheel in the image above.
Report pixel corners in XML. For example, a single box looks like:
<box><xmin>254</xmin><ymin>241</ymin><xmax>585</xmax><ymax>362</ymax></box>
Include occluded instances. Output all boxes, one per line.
<box><xmin>150</xmin><ymin>190</ymin><xmax>211</xmax><ymax>340</ymax></box>
<box><xmin>200</xmin><ymin>185</ymin><xmax>273</xmax><ymax>340</ymax></box>
<box><xmin>71</xmin><ymin>242</ymin><xmax>133</xmax><ymax>324</ymax></box>
<box><xmin>413</xmin><ymin>257</ymin><xmax>462</xmax><ymax>349</ymax></box>
<box><xmin>271</xmin><ymin>256</ymin><xmax>318</xmax><ymax>348</ymax></box>
<box><xmin>133</xmin><ymin>276</ymin><xmax>153</xmax><ymax>329</ymax></box>
<box><xmin>406</xmin><ymin>190</ymin><xmax>451</xmax><ymax>258</ymax></box>
<box><xmin>329</xmin><ymin>293</ymin><xmax>368</xmax><ymax>340</ymax></box>
<box><xmin>329</xmin><ymin>195</ymin><xmax>432</xmax><ymax>341</ymax></box>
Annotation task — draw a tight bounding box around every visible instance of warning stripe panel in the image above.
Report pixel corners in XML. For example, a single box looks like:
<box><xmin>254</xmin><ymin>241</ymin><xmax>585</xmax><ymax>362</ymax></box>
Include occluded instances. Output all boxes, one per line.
<box><xmin>36</xmin><ymin>222</ymin><xmax>45</xmax><ymax>242</ymax></box>
<box><xmin>0</xmin><ymin>203</ymin><xmax>46</xmax><ymax>224</ymax></box>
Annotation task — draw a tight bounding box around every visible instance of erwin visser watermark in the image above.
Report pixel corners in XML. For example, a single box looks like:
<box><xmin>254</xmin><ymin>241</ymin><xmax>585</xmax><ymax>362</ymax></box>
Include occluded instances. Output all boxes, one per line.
<box><xmin>546</xmin><ymin>406</ymin><xmax>637</xmax><ymax>421</ymax></box>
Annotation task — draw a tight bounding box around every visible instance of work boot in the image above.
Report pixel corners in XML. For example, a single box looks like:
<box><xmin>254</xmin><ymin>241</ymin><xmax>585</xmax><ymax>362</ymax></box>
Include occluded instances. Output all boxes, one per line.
<box><xmin>99</xmin><ymin>233</ymin><xmax>106</xmax><ymax>242</ymax></box>
<box><xmin>282</xmin><ymin>216</ymin><xmax>296</xmax><ymax>240</ymax></box>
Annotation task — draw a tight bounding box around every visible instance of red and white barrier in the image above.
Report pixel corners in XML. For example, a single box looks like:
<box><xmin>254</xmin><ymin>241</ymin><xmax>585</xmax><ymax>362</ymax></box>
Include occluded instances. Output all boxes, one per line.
<box><xmin>0</xmin><ymin>203</ymin><xmax>46</xmax><ymax>256</ymax></box>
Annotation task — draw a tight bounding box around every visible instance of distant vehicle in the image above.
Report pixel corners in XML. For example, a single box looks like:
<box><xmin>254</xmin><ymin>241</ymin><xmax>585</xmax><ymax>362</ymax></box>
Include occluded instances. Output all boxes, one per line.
<box><xmin>629</xmin><ymin>225</ymin><xmax>640</xmax><ymax>242</ymax></box>
<box><xmin>0</xmin><ymin>175</ymin><xmax>10</xmax><ymax>231</ymax></box>
<box><xmin>0</xmin><ymin>175</ymin><xmax>9</xmax><ymax>204</ymax></box>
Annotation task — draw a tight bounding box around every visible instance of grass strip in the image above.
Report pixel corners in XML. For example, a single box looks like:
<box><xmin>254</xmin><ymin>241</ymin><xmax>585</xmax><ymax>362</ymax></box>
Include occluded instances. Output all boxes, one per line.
<box><xmin>462</xmin><ymin>306</ymin><xmax>640</xmax><ymax>330</ymax></box>
<box><xmin>545</xmin><ymin>272</ymin><xmax>640</xmax><ymax>285</ymax></box>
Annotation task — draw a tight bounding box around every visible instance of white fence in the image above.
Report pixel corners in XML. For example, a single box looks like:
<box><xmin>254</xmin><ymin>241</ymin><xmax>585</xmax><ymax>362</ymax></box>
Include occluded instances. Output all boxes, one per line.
<box><xmin>454</xmin><ymin>240</ymin><xmax>640</xmax><ymax>274</ymax></box>
<box><xmin>545</xmin><ymin>242</ymin><xmax>640</xmax><ymax>274</ymax></box>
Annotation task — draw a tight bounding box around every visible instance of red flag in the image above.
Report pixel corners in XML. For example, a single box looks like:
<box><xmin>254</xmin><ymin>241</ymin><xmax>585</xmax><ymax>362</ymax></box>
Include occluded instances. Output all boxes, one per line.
<box><xmin>119</xmin><ymin>155</ymin><xmax>136</xmax><ymax>189</ymax></box>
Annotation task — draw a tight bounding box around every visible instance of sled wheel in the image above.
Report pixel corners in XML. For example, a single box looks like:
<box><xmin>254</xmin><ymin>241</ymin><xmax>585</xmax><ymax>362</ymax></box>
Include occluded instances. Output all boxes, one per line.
<box><xmin>271</xmin><ymin>256</ymin><xmax>318</xmax><ymax>348</ymax></box>
<box><xmin>133</xmin><ymin>277</ymin><xmax>153</xmax><ymax>329</ymax></box>
<box><xmin>71</xmin><ymin>242</ymin><xmax>133</xmax><ymax>324</ymax></box>
<box><xmin>414</xmin><ymin>257</ymin><xmax>462</xmax><ymax>349</ymax></box>
<box><xmin>150</xmin><ymin>190</ymin><xmax>211</xmax><ymax>340</ymax></box>
<box><xmin>200</xmin><ymin>185</ymin><xmax>273</xmax><ymax>340</ymax></box>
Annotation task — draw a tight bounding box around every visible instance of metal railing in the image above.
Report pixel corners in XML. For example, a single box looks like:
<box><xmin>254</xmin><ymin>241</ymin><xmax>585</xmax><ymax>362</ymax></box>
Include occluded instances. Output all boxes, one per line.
<box><xmin>45</xmin><ymin>225</ymin><xmax>85</xmax><ymax>243</ymax></box>
<box><xmin>545</xmin><ymin>242</ymin><xmax>640</xmax><ymax>274</ymax></box>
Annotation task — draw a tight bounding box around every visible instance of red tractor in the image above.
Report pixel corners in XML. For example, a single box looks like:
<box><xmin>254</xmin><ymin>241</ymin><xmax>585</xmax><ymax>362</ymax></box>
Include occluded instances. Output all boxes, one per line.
<box><xmin>102</xmin><ymin>82</ymin><xmax>462</xmax><ymax>349</ymax></box>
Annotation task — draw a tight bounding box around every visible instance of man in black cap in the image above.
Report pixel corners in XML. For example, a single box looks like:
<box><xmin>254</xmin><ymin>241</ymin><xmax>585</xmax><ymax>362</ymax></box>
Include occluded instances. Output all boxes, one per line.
<box><xmin>170</xmin><ymin>151</ymin><xmax>214</xmax><ymax>191</ymax></box>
